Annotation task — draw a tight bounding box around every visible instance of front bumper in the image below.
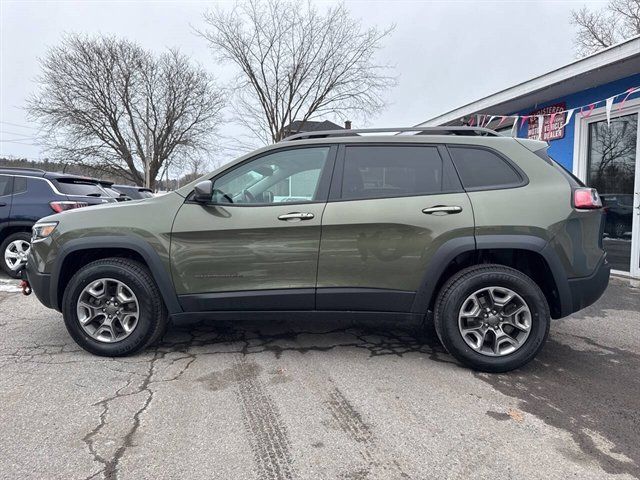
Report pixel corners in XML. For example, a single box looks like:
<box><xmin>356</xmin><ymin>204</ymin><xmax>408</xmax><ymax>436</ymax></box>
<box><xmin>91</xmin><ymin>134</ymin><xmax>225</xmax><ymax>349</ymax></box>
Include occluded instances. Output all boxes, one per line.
<box><xmin>25</xmin><ymin>262</ymin><xmax>54</xmax><ymax>310</ymax></box>
<box><xmin>566</xmin><ymin>254</ymin><xmax>610</xmax><ymax>314</ymax></box>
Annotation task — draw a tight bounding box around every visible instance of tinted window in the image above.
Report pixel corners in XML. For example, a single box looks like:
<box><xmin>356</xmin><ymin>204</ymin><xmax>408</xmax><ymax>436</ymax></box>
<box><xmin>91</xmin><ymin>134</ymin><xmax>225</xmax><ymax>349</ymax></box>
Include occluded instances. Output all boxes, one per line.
<box><xmin>211</xmin><ymin>147</ymin><xmax>330</xmax><ymax>204</ymax></box>
<box><xmin>449</xmin><ymin>147</ymin><xmax>522</xmax><ymax>189</ymax></box>
<box><xmin>341</xmin><ymin>146</ymin><xmax>449</xmax><ymax>200</ymax></box>
<box><xmin>0</xmin><ymin>175</ymin><xmax>11</xmax><ymax>196</ymax></box>
<box><xmin>53</xmin><ymin>178</ymin><xmax>105</xmax><ymax>196</ymax></box>
<box><xmin>13</xmin><ymin>177</ymin><xmax>27</xmax><ymax>194</ymax></box>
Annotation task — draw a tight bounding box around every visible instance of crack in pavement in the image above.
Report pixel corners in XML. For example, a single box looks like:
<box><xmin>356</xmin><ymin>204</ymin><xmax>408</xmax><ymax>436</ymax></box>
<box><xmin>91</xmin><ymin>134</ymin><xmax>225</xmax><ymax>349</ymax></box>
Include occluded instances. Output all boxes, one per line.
<box><xmin>476</xmin><ymin>334</ymin><xmax>640</xmax><ymax>477</ymax></box>
<box><xmin>75</xmin><ymin>319</ymin><xmax>450</xmax><ymax>480</ymax></box>
<box><xmin>6</xmin><ymin>311</ymin><xmax>637</xmax><ymax>480</ymax></box>
<box><xmin>82</xmin><ymin>351</ymin><xmax>164</xmax><ymax>480</ymax></box>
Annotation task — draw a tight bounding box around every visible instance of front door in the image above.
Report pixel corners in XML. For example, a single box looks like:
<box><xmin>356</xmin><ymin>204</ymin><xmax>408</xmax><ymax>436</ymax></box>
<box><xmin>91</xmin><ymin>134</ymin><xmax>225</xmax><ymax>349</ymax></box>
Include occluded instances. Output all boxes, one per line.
<box><xmin>583</xmin><ymin>113</ymin><xmax>640</xmax><ymax>277</ymax></box>
<box><xmin>316</xmin><ymin>144</ymin><xmax>474</xmax><ymax>311</ymax></box>
<box><xmin>171</xmin><ymin>145</ymin><xmax>336</xmax><ymax>311</ymax></box>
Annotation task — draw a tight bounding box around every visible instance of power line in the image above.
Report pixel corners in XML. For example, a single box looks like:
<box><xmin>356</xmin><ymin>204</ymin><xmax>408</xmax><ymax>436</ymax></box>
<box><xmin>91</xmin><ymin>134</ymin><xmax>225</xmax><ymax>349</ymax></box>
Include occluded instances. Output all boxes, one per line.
<box><xmin>0</xmin><ymin>121</ymin><xmax>39</xmax><ymax>130</ymax></box>
<box><xmin>0</xmin><ymin>139</ymin><xmax>43</xmax><ymax>146</ymax></box>
<box><xmin>0</xmin><ymin>130</ymin><xmax>40</xmax><ymax>138</ymax></box>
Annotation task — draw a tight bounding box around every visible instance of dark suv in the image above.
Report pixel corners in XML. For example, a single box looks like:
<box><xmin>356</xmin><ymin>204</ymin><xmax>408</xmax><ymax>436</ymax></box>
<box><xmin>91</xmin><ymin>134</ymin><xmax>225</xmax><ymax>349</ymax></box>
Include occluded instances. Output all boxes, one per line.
<box><xmin>112</xmin><ymin>185</ymin><xmax>154</xmax><ymax>200</ymax></box>
<box><xmin>1</xmin><ymin>168</ymin><xmax>116</xmax><ymax>277</ymax></box>
<box><xmin>24</xmin><ymin>127</ymin><xmax>610</xmax><ymax>372</ymax></box>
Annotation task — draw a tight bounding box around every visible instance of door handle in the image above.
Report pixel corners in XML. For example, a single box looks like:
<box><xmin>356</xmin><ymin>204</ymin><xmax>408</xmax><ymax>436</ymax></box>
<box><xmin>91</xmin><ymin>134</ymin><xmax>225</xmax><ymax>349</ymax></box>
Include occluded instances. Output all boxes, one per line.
<box><xmin>0</xmin><ymin>202</ymin><xmax>6</xmax><ymax>207</ymax></box>
<box><xmin>278</xmin><ymin>212</ymin><xmax>315</xmax><ymax>221</ymax></box>
<box><xmin>422</xmin><ymin>205</ymin><xmax>463</xmax><ymax>215</ymax></box>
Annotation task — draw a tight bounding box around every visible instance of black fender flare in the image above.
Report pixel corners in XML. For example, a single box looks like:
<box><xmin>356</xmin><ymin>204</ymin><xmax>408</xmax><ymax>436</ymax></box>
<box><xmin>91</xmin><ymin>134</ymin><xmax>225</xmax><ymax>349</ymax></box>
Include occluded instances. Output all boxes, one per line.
<box><xmin>50</xmin><ymin>235</ymin><xmax>182</xmax><ymax>314</ymax></box>
<box><xmin>410</xmin><ymin>235</ymin><xmax>571</xmax><ymax>317</ymax></box>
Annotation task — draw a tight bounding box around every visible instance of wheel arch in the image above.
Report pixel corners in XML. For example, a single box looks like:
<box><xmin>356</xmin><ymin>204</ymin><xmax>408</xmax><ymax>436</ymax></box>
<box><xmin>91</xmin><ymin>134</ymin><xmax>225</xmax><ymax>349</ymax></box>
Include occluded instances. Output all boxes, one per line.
<box><xmin>411</xmin><ymin>235</ymin><xmax>571</xmax><ymax>319</ymax></box>
<box><xmin>52</xmin><ymin>236</ymin><xmax>182</xmax><ymax>315</ymax></box>
<box><xmin>0</xmin><ymin>223</ymin><xmax>34</xmax><ymax>244</ymax></box>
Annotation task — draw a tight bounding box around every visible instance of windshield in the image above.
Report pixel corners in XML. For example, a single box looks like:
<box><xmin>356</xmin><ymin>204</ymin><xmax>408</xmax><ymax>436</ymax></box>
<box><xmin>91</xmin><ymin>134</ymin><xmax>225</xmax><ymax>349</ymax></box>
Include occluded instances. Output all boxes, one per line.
<box><xmin>53</xmin><ymin>178</ymin><xmax>106</xmax><ymax>196</ymax></box>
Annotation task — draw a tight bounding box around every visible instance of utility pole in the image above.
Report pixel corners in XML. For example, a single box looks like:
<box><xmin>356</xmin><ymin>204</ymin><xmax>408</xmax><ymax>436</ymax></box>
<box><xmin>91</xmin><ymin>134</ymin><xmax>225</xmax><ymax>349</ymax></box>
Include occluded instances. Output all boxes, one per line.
<box><xmin>144</xmin><ymin>97</ymin><xmax>151</xmax><ymax>189</ymax></box>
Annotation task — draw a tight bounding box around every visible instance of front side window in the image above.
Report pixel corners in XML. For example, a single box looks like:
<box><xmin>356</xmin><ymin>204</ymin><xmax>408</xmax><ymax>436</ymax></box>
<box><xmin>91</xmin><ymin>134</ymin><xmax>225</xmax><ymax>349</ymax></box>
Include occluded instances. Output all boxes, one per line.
<box><xmin>341</xmin><ymin>145</ymin><xmax>447</xmax><ymax>200</ymax></box>
<box><xmin>211</xmin><ymin>147</ymin><xmax>330</xmax><ymax>204</ymax></box>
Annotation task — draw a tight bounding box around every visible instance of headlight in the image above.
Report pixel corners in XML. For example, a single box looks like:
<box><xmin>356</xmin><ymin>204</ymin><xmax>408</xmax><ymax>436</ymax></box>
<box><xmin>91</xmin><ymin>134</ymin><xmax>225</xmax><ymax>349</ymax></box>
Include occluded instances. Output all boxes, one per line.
<box><xmin>32</xmin><ymin>222</ymin><xmax>58</xmax><ymax>243</ymax></box>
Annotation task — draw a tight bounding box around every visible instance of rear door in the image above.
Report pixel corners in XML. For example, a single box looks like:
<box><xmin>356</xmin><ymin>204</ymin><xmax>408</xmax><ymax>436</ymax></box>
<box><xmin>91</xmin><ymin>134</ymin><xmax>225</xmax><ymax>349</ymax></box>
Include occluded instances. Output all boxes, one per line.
<box><xmin>0</xmin><ymin>175</ymin><xmax>13</xmax><ymax>230</ymax></box>
<box><xmin>316</xmin><ymin>143</ymin><xmax>474</xmax><ymax>312</ymax></box>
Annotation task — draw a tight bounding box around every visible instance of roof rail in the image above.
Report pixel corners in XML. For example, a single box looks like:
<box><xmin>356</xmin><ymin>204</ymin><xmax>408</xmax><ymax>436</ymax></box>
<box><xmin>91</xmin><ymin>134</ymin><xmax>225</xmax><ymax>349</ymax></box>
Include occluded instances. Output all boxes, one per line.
<box><xmin>0</xmin><ymin>166</ymin><xmax>46</xmax><ymax>174</ymax></box>
<box><xmin>280</xmin><ymin>126</ymin><xmax>500</xmax><ymax>142</ymax></box>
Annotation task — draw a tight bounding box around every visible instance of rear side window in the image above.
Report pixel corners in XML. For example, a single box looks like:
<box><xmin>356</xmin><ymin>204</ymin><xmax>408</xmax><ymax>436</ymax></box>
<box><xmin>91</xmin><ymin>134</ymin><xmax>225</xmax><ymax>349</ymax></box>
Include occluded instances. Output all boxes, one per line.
<box><xmin>449</xmin><ymin>146</ymin><xmax>523</xmax><ymax>190</ymax></box>
<box><xmin>53</xmin><ymin>178</ymin><xmax>105</xmax><ymax>196</ymax></box>
<box><xmin>13</xmin><ymin>177</ymin><xmax>27</xmax><ymax>194</ymax></box>
<box><xmin>341</xmin><ymin>146</ymin><xmax>457</xmax><ymax>200</ymax></box>
<box><xmin>0</xmin><ymin>175</ymin><xmax>11</xmax><ymax>196</ymax></box>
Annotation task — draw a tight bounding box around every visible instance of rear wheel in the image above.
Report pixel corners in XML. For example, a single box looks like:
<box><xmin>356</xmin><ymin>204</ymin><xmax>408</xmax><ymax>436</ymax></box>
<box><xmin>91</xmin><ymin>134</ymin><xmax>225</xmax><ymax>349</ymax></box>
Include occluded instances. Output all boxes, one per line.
<box><xmin>1</xmin><ymin>232</ymin><xmax>31</xmax><ymax>278</ymax></box>
<box><xmin>434</xmin><ymin>264</ymin><xmax>550</xmax><ymax>373</ymax></box>
<box><xmin>62</xmin><ymin>258</ymin><xmax>168</xmax><ymax>356</ymax></box>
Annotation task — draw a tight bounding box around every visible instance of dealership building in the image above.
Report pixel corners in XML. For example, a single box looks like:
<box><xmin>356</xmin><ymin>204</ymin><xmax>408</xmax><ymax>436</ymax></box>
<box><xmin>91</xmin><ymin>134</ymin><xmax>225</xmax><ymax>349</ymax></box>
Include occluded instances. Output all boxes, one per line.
<box><xmin>420</xmin><ymin>35</ymin><xmax>640</xmax><ymax>278</ymax></box>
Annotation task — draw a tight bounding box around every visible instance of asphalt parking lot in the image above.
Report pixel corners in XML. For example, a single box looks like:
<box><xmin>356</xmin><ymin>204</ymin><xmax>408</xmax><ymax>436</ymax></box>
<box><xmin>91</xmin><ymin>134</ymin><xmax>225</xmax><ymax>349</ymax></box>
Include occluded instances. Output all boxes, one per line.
<box><xmin>0</xmin><ymin>273</ymin><xmax>639</xmax><ymax>480</ymax></box>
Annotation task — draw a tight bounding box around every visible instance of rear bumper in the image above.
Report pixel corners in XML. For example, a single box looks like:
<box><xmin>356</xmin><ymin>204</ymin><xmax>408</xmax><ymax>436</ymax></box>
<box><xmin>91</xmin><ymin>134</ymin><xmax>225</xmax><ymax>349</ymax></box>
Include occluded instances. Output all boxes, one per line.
<box><xmin>566</xmin><ymin>254</ymin><xmax>610</xmax><ymax>315</ymax></box>
<box><xmin>25</xmin><ymin>262</ymin><xmax>54</xmax><ymax>310</ymax></box>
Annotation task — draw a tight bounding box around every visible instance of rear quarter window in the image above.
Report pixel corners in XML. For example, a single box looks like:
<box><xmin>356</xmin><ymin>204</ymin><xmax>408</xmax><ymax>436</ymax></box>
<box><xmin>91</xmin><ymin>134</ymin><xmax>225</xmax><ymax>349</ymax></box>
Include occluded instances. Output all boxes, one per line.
<box><xmin>448</xmin><ymin>146</ymin><xmax>524</xmax><ymax>190</ymax></box>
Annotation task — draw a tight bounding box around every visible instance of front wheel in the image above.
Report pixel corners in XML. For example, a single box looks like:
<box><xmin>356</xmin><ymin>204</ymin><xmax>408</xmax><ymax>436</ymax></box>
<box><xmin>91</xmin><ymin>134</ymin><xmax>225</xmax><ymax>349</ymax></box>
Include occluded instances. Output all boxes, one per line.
<box><xmin>434</xmin><ymin>264</ymin><xmax>550</xmax><ymax>373</ymax></box>
<box><xmin>62</xmin><ymin>258</ymin><xmax>168</xmax><ymax>356</ymax></box>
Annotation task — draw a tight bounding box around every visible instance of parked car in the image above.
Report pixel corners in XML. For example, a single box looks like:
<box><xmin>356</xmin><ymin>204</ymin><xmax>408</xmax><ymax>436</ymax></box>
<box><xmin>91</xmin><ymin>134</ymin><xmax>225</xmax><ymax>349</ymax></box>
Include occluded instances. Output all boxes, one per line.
<box><xmin>111</xmin><ymin>185</ymin><xmax>154</xmax><ymax>200</ymax></box>
<box><xmin>601</xmin><ymin>194</ymin><xmax>633</xmax><ymax>238</ymax></box>
<box><xmin>24</xmin><ymin>127</ymin><xmax>610</xmax><ymax>372</ymax></box>
<box><xmin>99</xmin><ymin>181</ymin><xmax>132</xmax><ymax>202</ymax></box>
<box><xmin>0</xmin><ymin>167</ymin><xmax>117</xmax><ymax>278</ymax></box>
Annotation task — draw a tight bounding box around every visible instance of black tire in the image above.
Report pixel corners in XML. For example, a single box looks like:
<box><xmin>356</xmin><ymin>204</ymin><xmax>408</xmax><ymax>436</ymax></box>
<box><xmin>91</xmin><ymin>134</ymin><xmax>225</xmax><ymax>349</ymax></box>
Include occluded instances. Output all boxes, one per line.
<box><xmin>434</xmin><ymin>264</ymin><xmax>550</xmax><ymax>373</ymax></box>
<box><xmin>62</xmin><ymin>258</ymin><xmax>168</xmax><ymax>356</ymax></box>
<box><xmin>1</xmin><ymin>231</ymin><xmax>31</xmax><ymax>278</ymax></box>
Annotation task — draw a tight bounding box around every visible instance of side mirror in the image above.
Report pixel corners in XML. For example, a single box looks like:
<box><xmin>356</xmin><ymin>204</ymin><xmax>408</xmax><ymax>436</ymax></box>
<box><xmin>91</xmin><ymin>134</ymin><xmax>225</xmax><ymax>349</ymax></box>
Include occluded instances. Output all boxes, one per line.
<box><xmin>193</xmin><ymin>180</ymin><xmax>213</xmax><ymax>203</ymax></box>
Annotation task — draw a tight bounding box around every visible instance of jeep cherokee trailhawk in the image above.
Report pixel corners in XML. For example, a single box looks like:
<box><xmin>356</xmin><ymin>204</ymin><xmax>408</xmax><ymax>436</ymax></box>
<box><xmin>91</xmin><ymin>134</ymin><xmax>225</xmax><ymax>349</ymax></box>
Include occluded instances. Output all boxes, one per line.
<box><xmin>23</xmin><ymin>127</ymin><xmax>610</xmax><ymax>372</ymax></box>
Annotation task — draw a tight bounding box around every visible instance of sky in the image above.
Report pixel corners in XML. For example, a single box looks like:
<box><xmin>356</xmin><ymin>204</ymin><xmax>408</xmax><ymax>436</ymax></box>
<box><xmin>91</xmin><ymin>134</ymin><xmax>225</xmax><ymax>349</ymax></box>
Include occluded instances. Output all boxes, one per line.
<box><xmin>0</xmin><ymin>0</ymin><xmax>609</xmax><ymax>166</ymax></box>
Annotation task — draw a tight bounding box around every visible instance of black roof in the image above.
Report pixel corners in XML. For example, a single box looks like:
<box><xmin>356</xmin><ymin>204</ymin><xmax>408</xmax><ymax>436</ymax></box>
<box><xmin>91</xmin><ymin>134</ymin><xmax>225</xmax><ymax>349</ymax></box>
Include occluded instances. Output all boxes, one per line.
<box><xmin>0</xmin><ymin>166</ymin><xmax>103</xmax><ymax>183</ymax></box>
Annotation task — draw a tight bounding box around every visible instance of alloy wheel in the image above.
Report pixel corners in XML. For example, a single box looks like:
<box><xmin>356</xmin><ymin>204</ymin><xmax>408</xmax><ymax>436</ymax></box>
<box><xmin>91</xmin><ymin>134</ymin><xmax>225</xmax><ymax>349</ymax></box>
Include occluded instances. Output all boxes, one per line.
<box><xmin>76</xmin><ymin>278</ymin><xmax>140</xmax><ymax>343</ymax></box>
<box><xmin>457</xmin><ymin>286</ymin><xmax>532</xmax><ymax>357</ymax></box>
<box><xmin>4</xmin><ymin>239</ymin><xmax>30</xmax><ymax>271</ymax></box>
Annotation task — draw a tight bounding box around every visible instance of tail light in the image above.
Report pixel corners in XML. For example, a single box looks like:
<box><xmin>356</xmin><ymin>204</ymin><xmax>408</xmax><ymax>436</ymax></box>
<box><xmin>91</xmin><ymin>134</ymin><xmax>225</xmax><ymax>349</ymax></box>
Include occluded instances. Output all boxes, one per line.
<box><xmin>573</xmin><ymin>188</ymin><xmax>602</xmax><ymax>210</ymax></box>
<box><xmin>49</xmin><ymin>201</ymin><xmax>89</xmax><ymax>213</ymax></box>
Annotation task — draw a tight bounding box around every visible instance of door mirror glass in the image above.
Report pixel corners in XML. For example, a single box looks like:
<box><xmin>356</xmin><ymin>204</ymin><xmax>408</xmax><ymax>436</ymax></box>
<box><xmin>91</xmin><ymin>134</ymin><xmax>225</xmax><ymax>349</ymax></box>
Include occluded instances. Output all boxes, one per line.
<box><xmin>193</xmin><ymin>180</ymin><xmax>213</xmax><ymax>203</ymax></box>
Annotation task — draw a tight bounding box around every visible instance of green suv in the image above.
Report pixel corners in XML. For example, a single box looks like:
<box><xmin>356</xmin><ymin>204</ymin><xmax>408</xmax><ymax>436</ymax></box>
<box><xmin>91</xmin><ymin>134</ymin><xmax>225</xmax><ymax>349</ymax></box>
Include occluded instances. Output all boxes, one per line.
<box><xmin>24</xmin><ymin>127</ymin><xmax>610</xmax><ymax>372</ymax></box>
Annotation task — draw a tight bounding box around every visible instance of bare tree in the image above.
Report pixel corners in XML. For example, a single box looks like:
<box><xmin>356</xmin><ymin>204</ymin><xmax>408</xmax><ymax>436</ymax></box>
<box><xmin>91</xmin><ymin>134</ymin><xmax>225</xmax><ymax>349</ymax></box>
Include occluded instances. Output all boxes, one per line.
<box><xmin>28</xmin><ymin>34</ymin><xmax>225</xmax><ymax>189</ymax></box>
<box><xmin>572</xmin><ymin>0</ymin><xmax>640</xmax><ymax>57</ymax></box>
<box><xmin>198</xmin><ymin>0</ymin><xmax>396</xmax><ymax>144</ymax></box>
